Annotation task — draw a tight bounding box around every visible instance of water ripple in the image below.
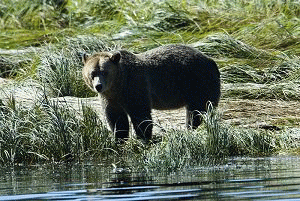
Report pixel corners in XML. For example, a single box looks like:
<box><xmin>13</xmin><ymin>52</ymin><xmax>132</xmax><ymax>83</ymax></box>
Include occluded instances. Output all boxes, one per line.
<box><xmin>1</xmin><ymin>157</ymin><xmax>300</xmax><ymax>200</ymax></box>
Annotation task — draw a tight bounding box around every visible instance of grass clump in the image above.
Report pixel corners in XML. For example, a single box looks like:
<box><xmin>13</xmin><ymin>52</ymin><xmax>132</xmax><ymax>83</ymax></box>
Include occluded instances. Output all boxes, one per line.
<box><xmin>145</xmin><ymin>129</ymin><xmax>206</xmax><ymax>170</ymax></box>
<box><xmin>0</xmin><ymin>94</ymin><xmax>113</xmax><ymax>165</ymax></box>
<box><xmin>222</xmin><ymin>56</ymin><xmax>300</xmax><ymax>100</ymax></box>
<box><xmin>144</xmin><ymin>105</ymin><xmax>288</xmax><ymax>171</ymax></box>
<box><xmin>221</xmin><ymin>64</ymin><xmax>267</xmax><ymax>84</ymax></box>
<box><xmin>192</xmin><ymin>34</ymin><xmax>276</xmax><ymax>59</ymax></box>
<box><xmin>0</xmin><ymin>51</ymin><xmax>33</xmax><ymax>78</ymax></box>
<box><xmin>223</xmin><ymin>81</ymin><xmax>300</xmax><ymax>101</ymax></box>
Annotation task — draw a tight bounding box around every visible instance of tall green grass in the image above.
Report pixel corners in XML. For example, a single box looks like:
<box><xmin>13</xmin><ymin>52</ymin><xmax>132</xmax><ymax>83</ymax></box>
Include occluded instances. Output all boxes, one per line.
<box><xmin>221</xmin><ymin>55</ymin><xmax>300</xmax><ymax>100</ymax></box>
<box><xmin>0</xmin><ymin>94</ymin><xmax>113</xmax><ymax>165</ymax></box>
<box><xmin>1</xmin><ymin>0</ymin><xmax>299</xmax><ymax>50</ymax></box>
<box><xmin>144</xmin><ymin>105</ymin><xmax>295</xmax><ymax>171</ymax></box>
<box><xmin>0</xmin><ymin>0</ymin><xmax>68</xmax><ymax>30</ymax></box>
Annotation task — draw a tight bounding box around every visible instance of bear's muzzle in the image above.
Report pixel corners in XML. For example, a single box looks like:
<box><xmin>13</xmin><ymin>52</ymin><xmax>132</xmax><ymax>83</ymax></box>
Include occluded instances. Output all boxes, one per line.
<box><xmin>93</xmin><ymin>76</ymin><xmax>103</xmax><ymax>93</ymax></box>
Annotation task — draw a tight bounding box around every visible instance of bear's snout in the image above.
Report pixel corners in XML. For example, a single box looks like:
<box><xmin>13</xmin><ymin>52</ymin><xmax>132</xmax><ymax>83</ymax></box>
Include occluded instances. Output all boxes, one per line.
<box><xmin>95</xmin><ymin>83</ymin><xmax>103</xmax><ymax>92</ymax></box>
<box><xmin>92</xmin><ymin>76</ymin><xmax>104</xmax><ymax>93</ymax></box>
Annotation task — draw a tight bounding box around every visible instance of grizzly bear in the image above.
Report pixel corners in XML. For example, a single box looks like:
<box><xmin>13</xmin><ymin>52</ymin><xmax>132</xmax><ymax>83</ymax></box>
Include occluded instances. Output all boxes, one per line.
<box><xmin>82</xmin><ymin>45</ymin><xmax>220</xmax><ymax>143</ymax></box>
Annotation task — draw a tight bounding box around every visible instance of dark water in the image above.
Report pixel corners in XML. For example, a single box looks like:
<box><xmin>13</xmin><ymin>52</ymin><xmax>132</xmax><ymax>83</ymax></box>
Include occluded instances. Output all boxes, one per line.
<box><xmin>1</xmin><ymin>157</ymin><xmax>300</xmax><ymax>200</ymax></box>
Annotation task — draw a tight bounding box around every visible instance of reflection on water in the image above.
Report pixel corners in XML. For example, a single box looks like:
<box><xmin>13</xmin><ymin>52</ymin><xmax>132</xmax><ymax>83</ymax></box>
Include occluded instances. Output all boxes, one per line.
<box><xmin>1</xmin><ymin>157</ymin><xmax>300</xmax><ymax>200</ymax></box>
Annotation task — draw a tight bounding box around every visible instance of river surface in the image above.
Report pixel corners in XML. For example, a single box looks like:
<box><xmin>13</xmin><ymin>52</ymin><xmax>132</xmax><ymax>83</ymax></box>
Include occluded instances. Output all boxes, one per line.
<box><xmin>1</xmin><ymin>157</ymin><xmax>300</xmax><ymax>200</ymax></box>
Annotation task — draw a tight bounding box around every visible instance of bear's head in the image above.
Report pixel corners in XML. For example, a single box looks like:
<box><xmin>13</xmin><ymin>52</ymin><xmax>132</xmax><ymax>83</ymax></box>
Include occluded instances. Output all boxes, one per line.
<box><xmin>82</xmin><ymin>52</ymin><xmax>121</xmax><ymax>94</ymax></box>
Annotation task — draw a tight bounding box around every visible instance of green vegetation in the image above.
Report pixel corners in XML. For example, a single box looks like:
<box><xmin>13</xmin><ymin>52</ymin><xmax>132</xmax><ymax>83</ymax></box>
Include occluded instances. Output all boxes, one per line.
<box><xmin>145</xmin><ymin>105</ymin><xmax>295</xmax><ymax>170</ymax></box>
<box><xmin>0</xmin><ymin>94</ymin><xmax>113</xmax><ymax>165</ymax></box>
<box><xmin>0</xmin><ymin>99</ymin><xmax>296</xmax><ymax>169</ymax></box>
<box><xmin>0</xmin><ymin>0</ymin><xmax>299</xmax><ymax>169</ymax></box>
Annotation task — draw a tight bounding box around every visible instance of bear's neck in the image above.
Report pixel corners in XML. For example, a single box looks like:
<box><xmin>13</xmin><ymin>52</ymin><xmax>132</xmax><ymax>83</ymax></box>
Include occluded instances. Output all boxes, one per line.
<box><xmin>102</xmin><ymin>69</ymin><xmax>126</xmax><ymax>101</ymax></box>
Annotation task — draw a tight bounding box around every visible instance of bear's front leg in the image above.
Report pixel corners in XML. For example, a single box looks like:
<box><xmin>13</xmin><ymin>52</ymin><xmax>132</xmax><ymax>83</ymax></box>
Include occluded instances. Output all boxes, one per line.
<box><xmin>105</xmin><ymin>103</ymin><xmax>129</xmax><ymax>141</ymax></box>
<box><xmin>128</xmin><ymin>111</ymin><xmax>153</xmax><ymax>143</ymax></box>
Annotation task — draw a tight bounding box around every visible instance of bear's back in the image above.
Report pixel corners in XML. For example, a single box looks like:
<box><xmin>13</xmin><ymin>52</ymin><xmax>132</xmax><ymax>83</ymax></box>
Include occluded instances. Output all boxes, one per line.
<box><xmin>136</xmin><ymin>45</ymin><xmax>220</xmax><ymax>110</ymax></box>
<box><xmin>140</xmin><ymin>45</ymin><xmax>204</xmax><ymax>68</ymax></box>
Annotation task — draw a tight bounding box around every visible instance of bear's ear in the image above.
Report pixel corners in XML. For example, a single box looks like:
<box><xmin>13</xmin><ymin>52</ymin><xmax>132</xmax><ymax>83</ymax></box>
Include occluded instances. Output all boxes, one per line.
<box><xmin>82</xmin><ymin>53</ymin><xmax>89</xmax><ymax>64</ymax></box>
<box><xmin>110</xmin><ymin>52</ymin><xmax>121</xmax><ymax>64</ymax></box>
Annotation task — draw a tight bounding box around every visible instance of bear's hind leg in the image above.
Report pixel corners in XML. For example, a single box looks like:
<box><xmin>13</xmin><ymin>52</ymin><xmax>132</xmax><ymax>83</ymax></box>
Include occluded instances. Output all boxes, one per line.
<box><xmin>186</xmin><ymin>104</ymin><xmax>205</xmax><ymax>129</ymax></box>
<box><xmin>105</xmin><ymin>103</ymin><xmax>129</xmax><ymax>140</ymax></box>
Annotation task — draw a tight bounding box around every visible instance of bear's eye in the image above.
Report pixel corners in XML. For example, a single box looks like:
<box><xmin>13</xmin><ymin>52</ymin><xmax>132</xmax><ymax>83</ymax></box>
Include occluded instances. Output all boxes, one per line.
<box><xmin>91</xmin><ymin>71</ymin><xmax>97</xmax><ymax>79</ymax></box>
<box><xmin>91</xmin><ymin>71</ymin><xmax>108</xmax><ymax>79</ymax></box>
<box><xmin>100</xmin><ymin>71</ymin><xmax>108</xmax><ymax>77</ymax></box>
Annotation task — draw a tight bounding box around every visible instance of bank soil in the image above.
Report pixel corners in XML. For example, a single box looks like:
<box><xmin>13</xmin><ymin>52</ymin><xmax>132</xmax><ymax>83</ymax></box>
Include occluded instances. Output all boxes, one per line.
<box><xmin>152</xmin><ymin>98</ymin><xmax>300</xmax><ymax>131</ymax></box>
<box><xmin>54</xmin><ymin>96</ymin><xmax>300</xmax><ymax>132</ymax></box>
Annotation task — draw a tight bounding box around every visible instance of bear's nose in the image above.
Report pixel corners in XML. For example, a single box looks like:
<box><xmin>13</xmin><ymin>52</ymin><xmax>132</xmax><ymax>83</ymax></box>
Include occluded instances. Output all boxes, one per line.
<box><xmin>95</xmin><ymin>84</ymin><xmax>103</xmax><ymax>92</ymax></box>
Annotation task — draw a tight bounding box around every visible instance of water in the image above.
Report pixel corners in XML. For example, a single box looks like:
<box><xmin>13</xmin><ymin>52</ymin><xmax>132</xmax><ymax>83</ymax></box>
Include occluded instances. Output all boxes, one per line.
<box><xmin>1</xmin><ymin>157</ymin><xmax>300</xmax><ymax>200</ymax></box>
